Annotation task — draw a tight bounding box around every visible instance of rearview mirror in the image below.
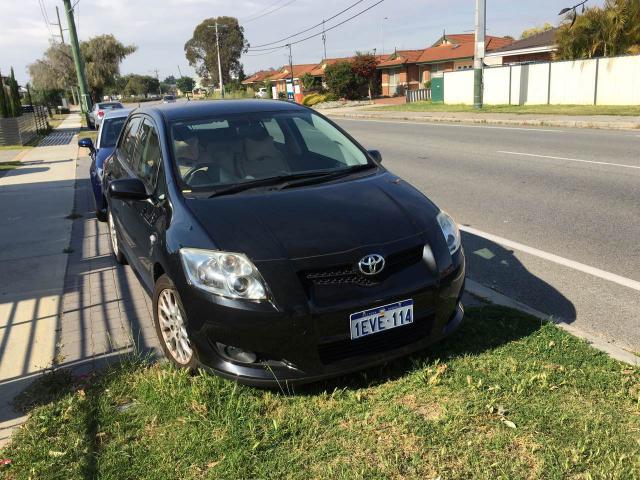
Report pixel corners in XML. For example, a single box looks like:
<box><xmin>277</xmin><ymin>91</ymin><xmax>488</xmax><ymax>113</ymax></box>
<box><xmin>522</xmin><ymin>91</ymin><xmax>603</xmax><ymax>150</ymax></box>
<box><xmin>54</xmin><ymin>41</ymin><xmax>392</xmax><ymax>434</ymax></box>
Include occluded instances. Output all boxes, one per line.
<box><xmin>108</xmin><ymin>178</ymin><xmax>148</xmax><ymax>200</ymax></box>
<box><xmin>78</xmin><ymin>137</ymin><xmax>95</xmax><ymax>152</ymax></box>
<box><xmin>368</xmin><ymin>149</ymin><xmax>382</xmax><ymax>164</ymax></box>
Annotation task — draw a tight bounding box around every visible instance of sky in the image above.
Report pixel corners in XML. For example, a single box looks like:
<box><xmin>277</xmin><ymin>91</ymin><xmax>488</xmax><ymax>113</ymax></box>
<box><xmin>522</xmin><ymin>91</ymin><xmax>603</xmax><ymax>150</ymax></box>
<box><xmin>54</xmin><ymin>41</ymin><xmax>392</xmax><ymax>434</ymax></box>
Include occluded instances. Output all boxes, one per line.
<box><xmin>2</xmin><ymin>0</ymin><xmax>605</xmax><ymax>85</ymax></box>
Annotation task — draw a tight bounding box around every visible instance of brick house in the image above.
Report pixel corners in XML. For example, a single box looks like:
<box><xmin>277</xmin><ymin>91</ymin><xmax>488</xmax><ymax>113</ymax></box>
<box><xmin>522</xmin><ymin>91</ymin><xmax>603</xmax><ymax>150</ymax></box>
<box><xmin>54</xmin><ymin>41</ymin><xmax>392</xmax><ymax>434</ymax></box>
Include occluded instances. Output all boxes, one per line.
<box><xmin>241</xmin><ymin>70</ymin><xmax>278</xmax><ymax>90</ymax></box>
<box><xmin>484</xmin><ymin>28</ymin><xmax>558</xmax><ymax>65</ymax></box>
<box><xmin>378</xmin><ymin>34</ymin><xmax>513</xmax><ymax>96</ymax></box>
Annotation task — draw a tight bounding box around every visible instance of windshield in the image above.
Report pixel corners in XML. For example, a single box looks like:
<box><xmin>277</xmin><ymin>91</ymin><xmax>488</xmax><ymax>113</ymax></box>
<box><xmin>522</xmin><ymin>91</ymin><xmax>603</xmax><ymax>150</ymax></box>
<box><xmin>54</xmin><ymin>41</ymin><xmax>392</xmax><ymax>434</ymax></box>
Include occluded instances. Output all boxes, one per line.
<box><xmin>98</xmin><ymin>117</ymin><xmax>127</xmax><ymax>148</ymax></box>
<box><xmin>99</xmin><ymin>102</ymin><xmax>122</xmax><ymax>110</ymax></box>
<box><xmin>164</xmin><ymin>96</ymin><xmax>174</xmax><ymax>100</ymax></box>
<box><xmin>169</xmin><ymin>110</ymin><xmax>370</xmax><ymax>190</ymax></box>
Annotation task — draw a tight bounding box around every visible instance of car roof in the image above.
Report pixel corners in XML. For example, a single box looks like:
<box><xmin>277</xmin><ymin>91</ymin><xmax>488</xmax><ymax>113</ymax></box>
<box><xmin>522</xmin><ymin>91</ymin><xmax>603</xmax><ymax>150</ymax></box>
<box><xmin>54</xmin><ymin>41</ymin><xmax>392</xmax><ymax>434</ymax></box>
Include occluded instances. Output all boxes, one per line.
<box><xmin>135</xmin><ymin>99</ymin><xmax>305</xmax><ymax>122</ymax></box>
<box><xmin>103</xmin><ymin>108</ymin><xmax>133</xmax><ymax>119</ymax></box>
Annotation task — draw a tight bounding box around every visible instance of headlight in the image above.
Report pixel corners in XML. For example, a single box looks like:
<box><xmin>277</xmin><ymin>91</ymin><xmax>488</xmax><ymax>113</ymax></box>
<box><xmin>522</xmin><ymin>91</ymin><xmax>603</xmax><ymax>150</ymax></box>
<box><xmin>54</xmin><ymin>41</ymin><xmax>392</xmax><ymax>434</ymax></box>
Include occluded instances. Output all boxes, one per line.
<box><xmin>180</xmin><ymin>248</ymin><xmax>268</xmax><ymax>300</ymax></box>
<box><xmin>436</xmin><ymin>211</ymin><xmax>461</xmax><ymax>255</ymax></box>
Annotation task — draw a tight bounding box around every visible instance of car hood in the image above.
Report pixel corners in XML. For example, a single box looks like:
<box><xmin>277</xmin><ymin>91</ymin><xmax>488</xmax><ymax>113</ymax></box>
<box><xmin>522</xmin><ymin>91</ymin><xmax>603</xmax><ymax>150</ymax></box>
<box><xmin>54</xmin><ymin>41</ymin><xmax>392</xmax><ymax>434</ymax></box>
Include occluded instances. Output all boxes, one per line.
<box><xmin>184</xmin><ymin>172</ymin><xmax>441</xmax><ymax>261</ymax></box>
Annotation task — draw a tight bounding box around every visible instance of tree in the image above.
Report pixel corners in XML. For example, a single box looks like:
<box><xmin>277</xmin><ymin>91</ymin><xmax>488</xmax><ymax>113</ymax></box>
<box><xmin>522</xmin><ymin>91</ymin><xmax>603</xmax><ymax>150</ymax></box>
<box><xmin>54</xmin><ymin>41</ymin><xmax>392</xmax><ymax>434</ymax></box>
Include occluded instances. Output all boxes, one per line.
<box><xmin>7</xmin><ymin>67</ymin><xmax>22</xmax><ymax>117</ymax></box>
<box><xmin>123</xmin><ymin>75</ymin><xmax>159</xmax><ymax>97</ymax></box>
<box><xmin>184</xmin><ymin>17</ymin><xmax>248</xmax><ymax>87</ymax></box>
<box><xmin>300</xmin><ymin>72</ymin><xmax>321</xmax><ymax>92</ymax></box>
<box><xmin>351</xmin><ymin>52</ymin><xmax>379</xmax><ymax>98</ymax></box>
<box><xmin>0</xmin><ymin>73</ymin><xmax>9</xmax><ymax>118</ymax></box>
<box><xmin>556</xmin><ymin>0</ymin><xmax>640</xmax><ymax>59</ymax></box>
<box><xmin>325</xmin><ymin>61</ymin><xmax>361</xmax><ymax>99</ymax></box>
<box><xmin>163</xmin><ymin>75</ymin><xmax>177</xmax><ymax>84</ymax></box>
<box><xmin>520</xmin><ymin>22</ymin><xmax>554</xmax><ymax>39</ymax></box>
<box><xmin>176</xmin><ymin>76</ymin><xmax>195</xmax><ymax>94</ymax></box>
<box><xmin>28</xmin><ymin>35</ymin><xmax>136</xmax><ymax>101</ymax></box>
<box><xmin>82</xmin><ymin>35</ymin><xmax>137</xmax><ymax>100</ymax></box>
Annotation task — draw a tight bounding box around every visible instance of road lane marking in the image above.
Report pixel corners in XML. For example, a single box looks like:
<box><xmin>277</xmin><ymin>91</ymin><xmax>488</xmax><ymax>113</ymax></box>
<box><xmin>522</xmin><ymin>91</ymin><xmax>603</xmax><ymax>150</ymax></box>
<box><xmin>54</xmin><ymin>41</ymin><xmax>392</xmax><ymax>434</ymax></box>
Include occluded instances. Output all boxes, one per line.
<box><xmin>460</xmin><ymin>225</ymin><xmax>640</xmax><ymax>293</ymax></box>
<box><xmin>336</xmin><ymin>118</ymin><xmax>564</xmax><ymax>132</ymax></box>
<box><xmin>498</xmin><ymin>150</ymin><xmax>640</xmax><ymax>170</ymax></box>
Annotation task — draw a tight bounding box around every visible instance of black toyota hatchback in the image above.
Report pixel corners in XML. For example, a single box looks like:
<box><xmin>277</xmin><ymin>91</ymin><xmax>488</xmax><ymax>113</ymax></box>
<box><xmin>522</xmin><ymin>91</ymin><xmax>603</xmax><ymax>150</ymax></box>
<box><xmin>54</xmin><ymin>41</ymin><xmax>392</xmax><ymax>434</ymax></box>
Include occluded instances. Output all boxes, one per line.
<box><xmin>103</xmin><ymin>100</ymin><xmax>465</xmax><ymax>386</ymax></box>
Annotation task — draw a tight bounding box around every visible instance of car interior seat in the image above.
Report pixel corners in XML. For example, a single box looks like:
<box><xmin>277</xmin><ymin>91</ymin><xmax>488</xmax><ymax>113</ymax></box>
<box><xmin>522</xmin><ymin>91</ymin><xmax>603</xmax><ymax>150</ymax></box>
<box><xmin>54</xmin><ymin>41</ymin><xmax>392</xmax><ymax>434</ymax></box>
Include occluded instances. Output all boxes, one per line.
<box><xmin>240</xmin><ymin>122</ymin><xmax>290</xmax><ymax>178</ymax></box>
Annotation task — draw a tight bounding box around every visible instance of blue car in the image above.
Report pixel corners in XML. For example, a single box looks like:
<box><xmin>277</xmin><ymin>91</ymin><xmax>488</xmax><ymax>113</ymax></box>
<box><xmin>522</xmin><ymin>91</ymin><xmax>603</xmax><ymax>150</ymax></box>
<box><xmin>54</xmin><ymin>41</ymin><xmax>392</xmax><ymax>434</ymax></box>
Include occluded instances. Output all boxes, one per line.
<box><xmin>79</xmin><ymin>108</ymin><xmax>131</xmax><ymax>221</ymax></box>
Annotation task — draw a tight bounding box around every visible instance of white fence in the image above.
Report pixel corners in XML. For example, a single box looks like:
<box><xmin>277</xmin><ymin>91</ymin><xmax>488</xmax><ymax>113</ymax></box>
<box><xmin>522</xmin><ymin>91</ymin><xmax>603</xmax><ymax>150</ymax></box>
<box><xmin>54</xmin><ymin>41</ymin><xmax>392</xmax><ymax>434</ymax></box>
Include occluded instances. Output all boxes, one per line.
<box><xmin>406</xmin><ymin>88</ymin><xmax>432</xmax><ymax>102</ymax></box>
<box><xmin>444</xmin><ymin>54</ymin><xmax>640</xmax><ymax>105</ymax></box>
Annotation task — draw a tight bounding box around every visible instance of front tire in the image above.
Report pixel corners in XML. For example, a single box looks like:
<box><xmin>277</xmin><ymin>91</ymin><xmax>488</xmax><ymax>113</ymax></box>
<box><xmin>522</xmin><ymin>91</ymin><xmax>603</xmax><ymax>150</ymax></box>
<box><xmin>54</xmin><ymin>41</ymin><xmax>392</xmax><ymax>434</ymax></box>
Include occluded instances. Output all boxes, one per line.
<box><xmin>153</xmin><ymin>274</ymin><xmax>198</xmax><ymax>369</ymax></box>
<box><xmin>107</xmin><ymin>209</ymin><xmax>127</xmax><ymax>265</ymax></box>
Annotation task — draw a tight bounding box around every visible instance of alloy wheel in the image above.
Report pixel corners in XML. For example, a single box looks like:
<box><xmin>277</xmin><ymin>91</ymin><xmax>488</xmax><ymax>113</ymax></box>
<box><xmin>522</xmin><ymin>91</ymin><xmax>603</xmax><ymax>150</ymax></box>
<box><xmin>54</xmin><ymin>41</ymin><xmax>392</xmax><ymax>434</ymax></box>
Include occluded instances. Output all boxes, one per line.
<box><xmin>157</xmin><ymin>288</ymin><xmax>193</xmax><ymax>364</ymax></box>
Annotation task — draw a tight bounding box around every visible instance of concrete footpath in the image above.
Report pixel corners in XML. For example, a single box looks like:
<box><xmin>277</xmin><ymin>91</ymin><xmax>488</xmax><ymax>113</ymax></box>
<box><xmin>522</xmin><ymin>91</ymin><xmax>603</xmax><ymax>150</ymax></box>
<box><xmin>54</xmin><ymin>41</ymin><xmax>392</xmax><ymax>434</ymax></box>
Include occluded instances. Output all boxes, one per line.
<box><xmin>320</xmin><ymin>105</ymin><xmax>640</xmax><ymax>130</ymax></box>
<box><xmin>0</xmin><ymin>114</ymin><xmax>80</xmax><ymax>445</ymax></box>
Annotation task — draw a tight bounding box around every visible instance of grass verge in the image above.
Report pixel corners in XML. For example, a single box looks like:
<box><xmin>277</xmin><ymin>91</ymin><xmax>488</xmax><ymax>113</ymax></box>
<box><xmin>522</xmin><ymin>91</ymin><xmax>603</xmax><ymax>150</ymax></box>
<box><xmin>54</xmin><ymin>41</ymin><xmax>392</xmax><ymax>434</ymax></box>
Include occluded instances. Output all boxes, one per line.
<box><xmin>78</xmin><ymin>130</ymin><xmax>98</xmax><ymax>144</ymax></box>
<box><xmin>48</xmin><ymin>113</ymin><xmax>69</xmax><ymax>130</ymax></box>
<box><xmin>374</xmin><ymin>102</ymin><xmax>640</xmax><ymax>116</ymax></box>
<box><xmin>1</xmin><ymin>306</ymin><xmax>638</xmax><ymax>479</ymax></box>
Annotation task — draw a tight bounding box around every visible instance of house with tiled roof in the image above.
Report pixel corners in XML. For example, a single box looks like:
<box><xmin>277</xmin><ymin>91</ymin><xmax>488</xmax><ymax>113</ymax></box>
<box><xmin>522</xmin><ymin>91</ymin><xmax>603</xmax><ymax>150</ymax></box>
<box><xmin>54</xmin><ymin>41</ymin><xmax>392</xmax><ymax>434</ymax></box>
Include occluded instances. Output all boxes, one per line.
<box><xmin>241</xmin><ymin>69</ymin><xmax>278</xmax><ymax>88</ymax></box>
<box><xmin>378</xmin><ymin>33</ymin><xmax>513</xmax><ymax>96</ymax></box>
<box><xmin>485</xmin><ymin>28</ymin><xmax>558</xmax><ymax>65</ymax></box>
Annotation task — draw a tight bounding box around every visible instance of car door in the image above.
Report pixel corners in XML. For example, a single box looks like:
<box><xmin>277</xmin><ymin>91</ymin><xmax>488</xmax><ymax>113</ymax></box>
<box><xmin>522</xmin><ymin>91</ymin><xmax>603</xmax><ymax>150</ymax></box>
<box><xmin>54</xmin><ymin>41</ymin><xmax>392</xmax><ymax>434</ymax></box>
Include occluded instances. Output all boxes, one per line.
<box><xmin>108</xmin><ymin>115</ymin><xmax>144</xmax><ymax>264</ymax></box>
<box><xmin>125</xmin><ymin>117</ymin><xmax>164</xmax><ymax>282</ymax></box>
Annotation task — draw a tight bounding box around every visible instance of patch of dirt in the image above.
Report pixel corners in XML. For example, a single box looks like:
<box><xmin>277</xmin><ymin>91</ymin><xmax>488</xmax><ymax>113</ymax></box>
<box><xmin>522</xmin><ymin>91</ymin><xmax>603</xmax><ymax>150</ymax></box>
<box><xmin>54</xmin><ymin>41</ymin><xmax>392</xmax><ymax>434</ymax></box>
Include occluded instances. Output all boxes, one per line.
<box><xmin>399</xmin><ymin>394</ymin><xmax>444</xmax><ymax>421</ymax></box>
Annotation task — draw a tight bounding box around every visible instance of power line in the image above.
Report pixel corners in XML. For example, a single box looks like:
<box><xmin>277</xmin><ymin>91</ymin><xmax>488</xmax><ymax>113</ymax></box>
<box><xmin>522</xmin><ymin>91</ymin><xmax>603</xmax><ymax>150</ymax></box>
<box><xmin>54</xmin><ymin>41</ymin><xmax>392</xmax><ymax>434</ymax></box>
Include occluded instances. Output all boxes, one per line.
<box><xmin>247</xmin><ymin>0</ymin><xmax>385</xmax><ymax>52</ymax></box>
<box><xmin>243</xmin><ymin>46</ymin><xmax>287</xmax><ymax>57</ymax></box>
<box><xmin>38</xmin><ymin>0</ymin><xmax>55</xmax><ymax>40</ymax></box>
<box><xmin>240</xmin><ymin>0</ymin><xmax>287</xmax><ymax>21</ymax></box>
<box><xmin>247</xmin><ymin>0</ymin><xmax>367</xmax><ymax>49</ymax></box>
<box><xmin>242</xmin><ymin>0</ymin><xmax>297</xmax><ymax>25</ymax></box>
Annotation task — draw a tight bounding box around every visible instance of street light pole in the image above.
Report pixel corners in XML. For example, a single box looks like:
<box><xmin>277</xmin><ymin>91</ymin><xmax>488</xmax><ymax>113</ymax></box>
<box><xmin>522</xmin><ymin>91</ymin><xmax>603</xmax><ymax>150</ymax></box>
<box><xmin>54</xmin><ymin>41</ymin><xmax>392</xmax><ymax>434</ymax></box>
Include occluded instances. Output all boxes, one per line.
<box><xmin>473</xmin><ymin>0</ymin><xmax>486</xmax><ymax>109</ymax></box>
<box><xmin>62</xmin><ymin>0</ymin><xmax>92</xmax><ymax>117</ymax></box>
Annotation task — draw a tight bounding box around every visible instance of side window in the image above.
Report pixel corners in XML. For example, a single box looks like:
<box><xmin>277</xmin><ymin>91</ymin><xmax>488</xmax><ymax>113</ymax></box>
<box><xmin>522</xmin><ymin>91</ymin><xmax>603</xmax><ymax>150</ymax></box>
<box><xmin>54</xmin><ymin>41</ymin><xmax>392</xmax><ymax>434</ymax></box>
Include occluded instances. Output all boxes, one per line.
<box><xmin>119</xmin><ymin>117</ymin><xmax>142</xmax><ymax>168</ymax></box>
<box><xmin>135</xmin><ymin>119</ymin><xmax>161</xmax><ymax>188</ymax></box>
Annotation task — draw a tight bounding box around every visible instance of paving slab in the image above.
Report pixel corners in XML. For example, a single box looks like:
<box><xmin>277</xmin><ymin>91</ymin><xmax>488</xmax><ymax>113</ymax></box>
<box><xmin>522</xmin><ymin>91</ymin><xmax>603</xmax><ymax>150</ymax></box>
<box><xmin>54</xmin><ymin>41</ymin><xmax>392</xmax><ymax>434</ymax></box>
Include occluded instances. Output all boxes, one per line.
<box><xmin>0</xmin><ymin>114</ymin><xmax>81</xmax><ymax>447</ymax></box>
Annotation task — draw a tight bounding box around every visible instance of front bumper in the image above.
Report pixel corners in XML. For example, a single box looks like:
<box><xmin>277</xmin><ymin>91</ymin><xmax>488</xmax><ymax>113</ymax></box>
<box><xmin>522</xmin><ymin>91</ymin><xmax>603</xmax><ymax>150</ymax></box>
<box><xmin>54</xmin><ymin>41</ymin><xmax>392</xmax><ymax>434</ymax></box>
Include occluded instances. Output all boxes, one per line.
<box><xmin>177</xmin><ymin>248</ymin><xmax>466</xmax><ymax>387</ymax></box>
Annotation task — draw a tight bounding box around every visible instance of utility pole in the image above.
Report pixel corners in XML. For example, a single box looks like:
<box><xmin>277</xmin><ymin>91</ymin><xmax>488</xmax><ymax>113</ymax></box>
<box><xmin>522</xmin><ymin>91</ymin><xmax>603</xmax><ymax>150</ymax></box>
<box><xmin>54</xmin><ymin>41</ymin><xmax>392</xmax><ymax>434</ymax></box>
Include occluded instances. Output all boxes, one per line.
<box><xmin>287</xmin><ymin>43</ymin><xmax>294</xmax><ymax>101</ymax></box>
<box><xmin>54</xmin><ymin>6</ymin><xmax>65</xmax><ymax>44</ymax></box>
<box><xmin>177</xmin><ymin>65</ymin><xmax>183</xmax><ymax>78</ymax></box>
<box><xmin>473</xmin><ymin>0</ymin><xmax>486</xmax><ymax>109</ymax></box>
<box><xmin>62</xmin><ymin>0</ymin><xmax>91</xmax><ymax>117</ymax></box>
<box><xmin>153</xmin><ymin>68</ymin><xmax>162</xmax><ymax>96</ymax></box>
<box><xmin>322</xmin><ymin>19</ymin><xmax>327</xmax><ymax>60</ymax></box>
<box><xmin>215</xmin><ymin>21</ymin><xmax>224</xmax><ymax>98</ymax></box>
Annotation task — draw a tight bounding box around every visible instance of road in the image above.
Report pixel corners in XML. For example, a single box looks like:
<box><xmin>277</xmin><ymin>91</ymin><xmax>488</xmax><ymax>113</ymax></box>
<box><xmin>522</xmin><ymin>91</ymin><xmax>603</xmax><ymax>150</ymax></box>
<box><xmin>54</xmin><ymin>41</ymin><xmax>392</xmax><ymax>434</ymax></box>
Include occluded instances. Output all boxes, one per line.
<box><xmin>335</xmin><ymin>118</ymin><xmax>640</xmax><ymax>352</ymax></box>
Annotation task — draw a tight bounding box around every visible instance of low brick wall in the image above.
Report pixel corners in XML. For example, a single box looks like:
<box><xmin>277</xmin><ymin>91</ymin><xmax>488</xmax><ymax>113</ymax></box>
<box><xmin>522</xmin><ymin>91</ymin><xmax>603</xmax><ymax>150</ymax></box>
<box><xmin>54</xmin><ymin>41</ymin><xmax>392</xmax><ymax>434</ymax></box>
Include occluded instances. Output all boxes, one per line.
<box><xmin>0</xmin><ymin>114</ymin><xmax>37</xmax><ymax>146</ymax></box>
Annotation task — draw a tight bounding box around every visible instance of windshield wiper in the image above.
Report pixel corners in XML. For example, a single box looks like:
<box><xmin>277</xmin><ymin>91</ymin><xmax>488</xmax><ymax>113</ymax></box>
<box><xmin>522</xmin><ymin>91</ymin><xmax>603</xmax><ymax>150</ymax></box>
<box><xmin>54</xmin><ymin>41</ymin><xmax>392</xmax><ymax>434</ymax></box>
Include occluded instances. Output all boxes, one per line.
<box><xmin>207</xmin><ymin>170</ymin><xmax>339</xmax><ymax>198</ymax></box>
<box><xmin>275</xmin><ymin>164</ymin><xmax>376</xmax><ymax>190</ymax></box>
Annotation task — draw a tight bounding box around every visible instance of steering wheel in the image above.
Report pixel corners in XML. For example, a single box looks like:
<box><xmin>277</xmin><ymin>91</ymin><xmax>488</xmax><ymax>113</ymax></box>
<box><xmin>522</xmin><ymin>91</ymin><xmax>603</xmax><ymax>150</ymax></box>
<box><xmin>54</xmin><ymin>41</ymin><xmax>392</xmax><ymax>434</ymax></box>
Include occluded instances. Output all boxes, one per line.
<box><xmin>183</xmin><ymin>161</ymin><xmax>221</xmax><ymax>185</ymax></box>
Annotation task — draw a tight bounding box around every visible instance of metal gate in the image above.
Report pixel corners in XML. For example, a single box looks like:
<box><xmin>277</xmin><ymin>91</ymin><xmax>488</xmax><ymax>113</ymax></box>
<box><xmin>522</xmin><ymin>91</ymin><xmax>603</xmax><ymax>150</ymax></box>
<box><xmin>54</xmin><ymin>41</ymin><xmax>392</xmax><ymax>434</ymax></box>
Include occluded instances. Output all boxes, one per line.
<box><xmin>431</xmin><ymin>77</ymin><xmax>444</xmax><ymax>103</ymax></box>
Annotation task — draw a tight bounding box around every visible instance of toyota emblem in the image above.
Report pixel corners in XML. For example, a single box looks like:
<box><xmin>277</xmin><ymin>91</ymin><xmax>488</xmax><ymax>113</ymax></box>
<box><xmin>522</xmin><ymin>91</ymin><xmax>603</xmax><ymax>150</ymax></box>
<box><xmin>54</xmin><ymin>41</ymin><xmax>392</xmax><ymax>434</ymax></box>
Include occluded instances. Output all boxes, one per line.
<box><xmin>358</xmin><ymin>254</ymin><xmax>385</xmax><ymax>276</ymax></box>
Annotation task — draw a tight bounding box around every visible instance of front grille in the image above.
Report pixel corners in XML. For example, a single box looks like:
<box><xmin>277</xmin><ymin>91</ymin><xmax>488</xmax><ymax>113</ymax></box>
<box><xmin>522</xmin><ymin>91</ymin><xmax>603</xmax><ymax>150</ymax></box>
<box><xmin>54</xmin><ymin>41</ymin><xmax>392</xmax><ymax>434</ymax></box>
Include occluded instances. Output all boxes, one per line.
<box><xmin>317</xmin><ymin>314</ymin><xmax>434</xmax><ymax>364</ymax></box>
<box><xmin>302</xmin><ymin>245</ymin><xmax>423</xmax><ymax>288</ymax></box>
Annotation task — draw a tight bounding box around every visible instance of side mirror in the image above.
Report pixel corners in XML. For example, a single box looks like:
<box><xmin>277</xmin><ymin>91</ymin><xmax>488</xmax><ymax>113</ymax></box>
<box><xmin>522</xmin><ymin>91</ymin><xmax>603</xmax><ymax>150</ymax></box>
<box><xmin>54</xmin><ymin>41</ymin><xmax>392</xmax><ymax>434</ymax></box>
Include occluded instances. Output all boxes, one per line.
<box><xmin>368</xmin><ymin>149</ymin><xmax>382</xmax><ymax>164</ymax></box>
<box><xmin>78</xmin><ymin>137</ymin><xmax>95</xmax><ymax>152</ymax></box>
<box><xmin>108</xmin><ymin>178</ymin><xmax>148</xmax><ymax>200</ymax></box>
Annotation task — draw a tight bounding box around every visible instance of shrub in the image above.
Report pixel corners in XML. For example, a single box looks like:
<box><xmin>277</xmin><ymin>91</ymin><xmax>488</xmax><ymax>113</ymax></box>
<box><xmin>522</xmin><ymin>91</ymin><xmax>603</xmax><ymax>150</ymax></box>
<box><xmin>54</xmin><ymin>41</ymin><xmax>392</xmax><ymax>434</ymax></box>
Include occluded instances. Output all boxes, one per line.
<box><xmin>324</xmin><ymin>61</ymin><xmax>362</xmax><ymax>100</ymax></box>
<box><xmin>424</xmin><ymin>80</ymin><xmax>432</xmax><ymax>89</ymax></box>
<box><xmin>323</xmin><ymin>92</ymin><xmax>338</xmax><ymax>102</ymax></box>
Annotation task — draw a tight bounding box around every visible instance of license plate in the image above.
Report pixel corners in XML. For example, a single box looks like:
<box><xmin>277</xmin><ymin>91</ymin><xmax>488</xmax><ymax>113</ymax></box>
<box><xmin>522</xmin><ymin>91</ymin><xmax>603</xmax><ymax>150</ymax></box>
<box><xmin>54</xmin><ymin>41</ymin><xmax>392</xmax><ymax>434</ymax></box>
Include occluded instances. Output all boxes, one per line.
<box><xmin>350</xmin><ymin>299</ymin><xmax>414</xmax><ymax>340</ymax></box>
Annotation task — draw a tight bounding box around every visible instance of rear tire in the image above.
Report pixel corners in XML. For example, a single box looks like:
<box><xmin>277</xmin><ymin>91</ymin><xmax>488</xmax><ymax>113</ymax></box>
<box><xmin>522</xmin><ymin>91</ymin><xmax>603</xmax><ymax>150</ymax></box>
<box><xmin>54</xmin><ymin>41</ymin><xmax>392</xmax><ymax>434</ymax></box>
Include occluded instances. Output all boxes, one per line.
<box><xmin>153</xmin><ymin>274</ymin><xmax>199</xmax><ymax>370</ymax></box>
<box><xmin>107</xmin><ymin>209</ymin><xmax>127</xmax><ymax>265</ymax></box>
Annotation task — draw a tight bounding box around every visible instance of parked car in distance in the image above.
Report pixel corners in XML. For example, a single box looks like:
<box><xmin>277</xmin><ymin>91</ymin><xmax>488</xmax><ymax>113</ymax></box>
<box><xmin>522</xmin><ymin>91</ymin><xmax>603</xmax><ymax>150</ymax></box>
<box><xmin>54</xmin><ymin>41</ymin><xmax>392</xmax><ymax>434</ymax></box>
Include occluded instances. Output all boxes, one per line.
<box><xmin>162</xmin><ymin>95</ymin><xmax>176</xmax><ymax>103</ymax></box>
<box><xmin>103</xmin><ymin>100</ymin><xmax>465</xmax><ymax>386</ymax></box>
<box><xmin>89</xmin><ymin>101</ymin><xmax>124</xmax><ymax>129</ymax></box>
<box><xmin>79</xmin><ymin>108</ymin><xmax>132</xmax><ymax>221</ymax></box>
<box><xmin>255</xmin><ymin>87</ymin><xmax>268</xmax><ymax>99</ymax></box>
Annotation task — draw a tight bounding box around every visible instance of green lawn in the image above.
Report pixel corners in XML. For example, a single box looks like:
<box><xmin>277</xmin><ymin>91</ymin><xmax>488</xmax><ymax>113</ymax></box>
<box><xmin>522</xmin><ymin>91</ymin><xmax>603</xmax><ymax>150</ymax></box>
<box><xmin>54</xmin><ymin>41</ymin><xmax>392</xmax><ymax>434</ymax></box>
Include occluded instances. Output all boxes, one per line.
<box><xmin>78</xmin><ymin>130</ymin><xmax>98</xmax><ymax>144</ymax></box>
<box><xmin>48</xmin><ymin>113</ymin><xmax>69</xmax><ymax>130</ymax></box>
<box><xmin>1</xmin><ymin>306</ymin><xmax>638</xmax><ymax>479</ymax></box>
<box><xmin>375</xmin><ymin>102</ymin><xmax>640</xmax><ymax>116</ymax></box>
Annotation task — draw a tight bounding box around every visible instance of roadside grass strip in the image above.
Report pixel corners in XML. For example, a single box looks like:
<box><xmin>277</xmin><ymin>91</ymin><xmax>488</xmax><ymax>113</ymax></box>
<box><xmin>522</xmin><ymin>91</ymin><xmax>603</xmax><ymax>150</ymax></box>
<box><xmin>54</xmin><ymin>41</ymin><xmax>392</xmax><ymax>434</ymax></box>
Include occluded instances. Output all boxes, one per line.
<box><xmin>374</xmin><ymin>102</ymin><xmax>640</xmax><ymax>117</ymax></box>
<box><xmin>1</xmin><ymin>306</ymin><xmax>638</xmax><ymax>479</ymax></box>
